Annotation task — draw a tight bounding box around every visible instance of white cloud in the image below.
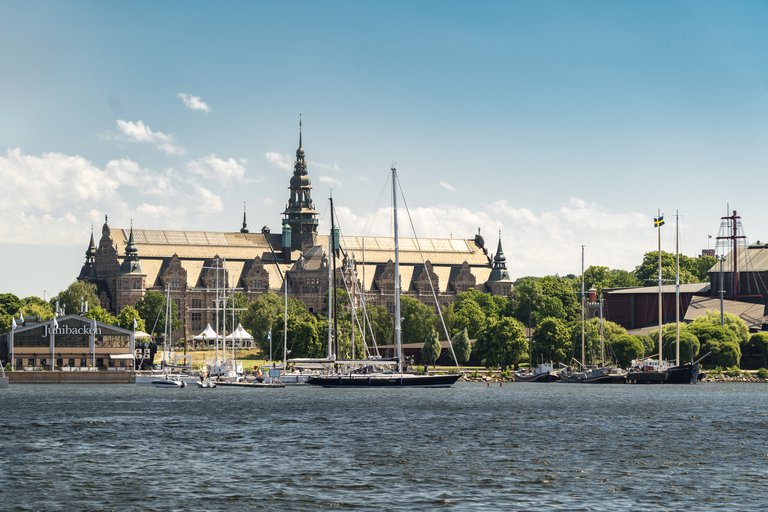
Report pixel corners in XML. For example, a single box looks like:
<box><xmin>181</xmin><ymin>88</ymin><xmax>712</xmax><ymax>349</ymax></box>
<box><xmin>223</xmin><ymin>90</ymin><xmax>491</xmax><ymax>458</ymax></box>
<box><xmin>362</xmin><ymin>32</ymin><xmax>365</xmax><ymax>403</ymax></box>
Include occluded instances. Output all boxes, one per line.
<box><xmin>113</xmin><ymin>119</ymin><xmax>186</xmax><ymax>155</ymax></box>
<box><xmin>186</xmin><ymin>154</ymin><xmax>247</xmax><ymax>182</ymax></box>
<box><xmin>310</xmin><ymin>160</ymin><xmax>341</xmax><ymax>172</ymax></box>
<box><xmin>177</xmin><ymin>92</ymin><xmax>211</xmax><ymax>113</ymax></box>
<box><xmin>332</xmin><ymin>198</ymin><xmax>654</xmax><ymax>277</ymax></box>
<box><xmin>265</xmin><ymin>151</ymin><xmax>292</xmax><ymax>171</ymax></box>
<box><xmin>439</xmin><ymin>181</ymin><xmax>456</xmax><ymax>192</ymax></box>
<box><xmin>191</xmin><ymin>184</ymin><xmax>223</xmax><ymax>213</ymax></box>
<box><xmin>319</xmin><ymin>175</ymin><xmax>340</xmax><ymax>186</ymax></box>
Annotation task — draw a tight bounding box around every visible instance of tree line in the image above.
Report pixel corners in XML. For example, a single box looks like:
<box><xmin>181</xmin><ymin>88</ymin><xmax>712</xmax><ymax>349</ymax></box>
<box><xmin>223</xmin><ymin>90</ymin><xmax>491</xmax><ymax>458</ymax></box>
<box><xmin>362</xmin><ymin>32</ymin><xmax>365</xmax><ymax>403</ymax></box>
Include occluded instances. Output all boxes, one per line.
<box><xmin>4</xmin><ymin>250</ymin><xmax>764</xmax><ymax>369</ymax></box>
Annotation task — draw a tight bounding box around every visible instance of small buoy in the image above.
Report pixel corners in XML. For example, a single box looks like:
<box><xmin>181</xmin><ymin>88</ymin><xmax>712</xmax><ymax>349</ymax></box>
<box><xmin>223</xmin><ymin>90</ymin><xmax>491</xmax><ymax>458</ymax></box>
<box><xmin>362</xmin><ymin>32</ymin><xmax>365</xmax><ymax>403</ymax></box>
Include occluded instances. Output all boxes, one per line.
<box><xmin>499</xmin><ymin>381</ymin><xmax>503</xmax><ymax>388</ymax></box>
<box><xmin>486</xmin><ymin>381</ymin><xmax>490</xmax><ymax>387</ymax></box>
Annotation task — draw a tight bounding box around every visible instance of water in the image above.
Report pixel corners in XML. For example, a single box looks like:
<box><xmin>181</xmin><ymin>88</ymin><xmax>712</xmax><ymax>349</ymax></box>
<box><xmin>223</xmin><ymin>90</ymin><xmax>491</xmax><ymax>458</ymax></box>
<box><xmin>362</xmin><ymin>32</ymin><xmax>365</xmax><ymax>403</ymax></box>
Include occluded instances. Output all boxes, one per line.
<box><xmin>1</xmin><ymin>383</ymin><xmax>766</xmax><ymax>511</ymax></box>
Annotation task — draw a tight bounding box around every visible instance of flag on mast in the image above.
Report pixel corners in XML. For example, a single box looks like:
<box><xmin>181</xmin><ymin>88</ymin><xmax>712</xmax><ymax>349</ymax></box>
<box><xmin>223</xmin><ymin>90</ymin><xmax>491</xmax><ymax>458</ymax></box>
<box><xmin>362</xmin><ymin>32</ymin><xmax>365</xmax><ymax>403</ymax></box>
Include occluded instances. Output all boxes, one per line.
<box><xmin>12</xmin><ymin>317</ymin><xmax>17</xmax><ymax>330</ymax></box>
<box><xmin>53</xmin><ymin>317</ymin><xmax>59</xmax><ymax>329</ymax></box>
<box><xmin>654</xmin><ymin>215</ymin><xmax>665</xmax><ymax>228</ymax></box>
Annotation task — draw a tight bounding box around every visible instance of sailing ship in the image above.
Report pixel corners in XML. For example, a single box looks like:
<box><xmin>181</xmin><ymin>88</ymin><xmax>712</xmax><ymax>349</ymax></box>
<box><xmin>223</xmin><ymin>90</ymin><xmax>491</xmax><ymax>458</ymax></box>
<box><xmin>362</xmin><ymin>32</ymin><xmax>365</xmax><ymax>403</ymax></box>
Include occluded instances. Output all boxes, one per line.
<box><xmin>307</xmin><ymin>166</ymin><xmax>460</xmax><ymax>388</ymax></box>
<box><xmin>558</xmin><ymin>246</ymin><xmax>626</xmax><ymax>384</ymax></box>
<box><xmin>627</xmin><ymin>212</ymin><xmax>703</xmax><ymax>384</ymax></box>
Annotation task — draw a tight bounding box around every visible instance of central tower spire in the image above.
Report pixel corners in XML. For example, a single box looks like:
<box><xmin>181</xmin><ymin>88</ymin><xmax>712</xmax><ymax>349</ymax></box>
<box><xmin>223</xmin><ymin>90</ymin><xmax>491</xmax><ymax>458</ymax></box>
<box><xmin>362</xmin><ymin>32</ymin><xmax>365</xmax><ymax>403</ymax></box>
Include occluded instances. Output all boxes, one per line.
<box><xmin>282</xmin><ymin>116</ymin><xmax>319</xmax><ymax>251</ymax></box>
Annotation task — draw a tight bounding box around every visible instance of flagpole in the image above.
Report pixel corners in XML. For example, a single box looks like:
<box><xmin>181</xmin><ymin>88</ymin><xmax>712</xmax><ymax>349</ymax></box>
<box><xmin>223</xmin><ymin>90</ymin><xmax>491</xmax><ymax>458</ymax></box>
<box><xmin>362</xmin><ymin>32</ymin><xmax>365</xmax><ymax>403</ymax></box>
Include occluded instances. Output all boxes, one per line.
<box><xmin>10</xmin><ymin>318</ymin><xmax>16</xmax><ymax>370</ymax></box>
<box><xmin>657</xmin><ymin>210</ymin><xmax>663</xmax><ymax>365</ymax></box>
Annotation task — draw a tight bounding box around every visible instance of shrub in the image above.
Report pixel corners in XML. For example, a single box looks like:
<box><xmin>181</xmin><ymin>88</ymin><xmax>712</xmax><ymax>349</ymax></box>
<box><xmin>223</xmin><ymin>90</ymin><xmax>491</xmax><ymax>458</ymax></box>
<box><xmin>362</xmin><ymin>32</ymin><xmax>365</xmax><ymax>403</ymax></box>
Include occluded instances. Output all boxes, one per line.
<box><xmin>756</xmin><ymin>368</ymin><xmax>768</xmax><ymax>380</ymax></box>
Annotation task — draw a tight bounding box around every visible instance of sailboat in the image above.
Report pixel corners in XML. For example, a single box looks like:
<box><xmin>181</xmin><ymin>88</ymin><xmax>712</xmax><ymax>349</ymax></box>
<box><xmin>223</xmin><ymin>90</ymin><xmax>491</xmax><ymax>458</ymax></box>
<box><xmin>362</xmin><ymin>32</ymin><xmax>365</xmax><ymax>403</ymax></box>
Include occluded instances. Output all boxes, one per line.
<box><xmin>626</xmin><ymin>212</ymin><xmax>703</xmax><ymax>384</ymax></box>
<box><xmin>559</xmin><ymin>246</ymin><xmax>626</xmax><ymax>384</ymax></box>
<box><xmin>306</xmin><ymin>166</ymin><xmax>460</xmax><ymax>388</ymax></box>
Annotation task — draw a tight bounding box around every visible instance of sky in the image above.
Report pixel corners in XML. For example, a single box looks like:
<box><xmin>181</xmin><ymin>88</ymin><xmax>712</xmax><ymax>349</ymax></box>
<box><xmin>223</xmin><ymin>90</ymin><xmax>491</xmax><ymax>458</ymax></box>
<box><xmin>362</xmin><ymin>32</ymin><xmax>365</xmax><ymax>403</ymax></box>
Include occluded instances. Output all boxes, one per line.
<box><xmin>1</xmin><ymin>0</ymin><xmax>767</xmax><ymax>299</ymax></box>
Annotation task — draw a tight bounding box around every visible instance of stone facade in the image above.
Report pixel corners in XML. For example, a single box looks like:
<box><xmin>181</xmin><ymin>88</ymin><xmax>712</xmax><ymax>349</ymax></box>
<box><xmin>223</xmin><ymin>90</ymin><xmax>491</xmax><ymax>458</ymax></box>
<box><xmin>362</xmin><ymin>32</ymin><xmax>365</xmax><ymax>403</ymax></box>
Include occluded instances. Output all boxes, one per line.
<box><xmin>77</xmin><ymin>124</ymin><xmax>513</xmax><ymax>342</ymax></box>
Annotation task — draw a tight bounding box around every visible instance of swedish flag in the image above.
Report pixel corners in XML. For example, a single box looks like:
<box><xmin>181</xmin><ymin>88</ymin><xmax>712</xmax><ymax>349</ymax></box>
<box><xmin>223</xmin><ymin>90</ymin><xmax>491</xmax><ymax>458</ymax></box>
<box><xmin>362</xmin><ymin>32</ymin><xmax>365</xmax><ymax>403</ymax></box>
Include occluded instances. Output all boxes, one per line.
<box><xmin>654</xmin><ymin>216</ymin><xmax>665</xmax><ymax>228</ymax></box>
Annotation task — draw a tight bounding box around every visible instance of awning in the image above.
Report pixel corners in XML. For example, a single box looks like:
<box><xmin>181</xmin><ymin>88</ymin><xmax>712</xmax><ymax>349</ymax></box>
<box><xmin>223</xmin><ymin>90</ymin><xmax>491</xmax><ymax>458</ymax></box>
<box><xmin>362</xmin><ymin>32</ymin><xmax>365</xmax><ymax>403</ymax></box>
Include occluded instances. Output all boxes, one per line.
<box><xmin>110</xmin><ymin>354</ymin><xmax>135</xmax><ymax>360</ymax></box>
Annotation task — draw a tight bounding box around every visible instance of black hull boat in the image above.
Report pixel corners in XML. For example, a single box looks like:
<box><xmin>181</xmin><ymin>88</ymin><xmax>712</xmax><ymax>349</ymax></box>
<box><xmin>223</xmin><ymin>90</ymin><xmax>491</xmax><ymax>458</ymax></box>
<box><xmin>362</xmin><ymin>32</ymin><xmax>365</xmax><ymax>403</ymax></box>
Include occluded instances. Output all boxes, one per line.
<box><xmin>516</xmin><ymin>363</ymin><xmax>559</xmax><ymax>382</ymax></box>
<box><xmin>306</xmin><ymin>373</ymin><xmax>461</xmax><ymax>388</ymax></box>
<box><xmin>665</xmin><ymin>363</ymin><xmax>703</xmax><ymax>384</ymax></box>
<box><xmin>516</xmin><ymin>372</ymin><xmax>559</xmax><ymax>383</ymax></box>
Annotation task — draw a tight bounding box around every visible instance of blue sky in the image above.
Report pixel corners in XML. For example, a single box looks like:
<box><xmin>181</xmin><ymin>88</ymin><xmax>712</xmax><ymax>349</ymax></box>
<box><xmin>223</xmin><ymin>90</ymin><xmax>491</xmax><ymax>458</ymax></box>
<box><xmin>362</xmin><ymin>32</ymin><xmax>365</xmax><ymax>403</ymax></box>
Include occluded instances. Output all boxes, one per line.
<box><xmin>1</xmin><ymin>0</ymin><xmax>767</xmax><ymax>298</ymax></box>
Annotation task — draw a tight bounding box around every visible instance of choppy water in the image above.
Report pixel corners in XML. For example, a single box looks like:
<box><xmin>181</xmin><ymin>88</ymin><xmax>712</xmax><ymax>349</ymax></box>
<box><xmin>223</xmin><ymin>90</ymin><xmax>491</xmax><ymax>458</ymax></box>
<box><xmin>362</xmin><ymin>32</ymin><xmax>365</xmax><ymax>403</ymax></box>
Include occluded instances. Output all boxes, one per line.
<box><xmin>1</xmin><ymin>382</ymin><xmax>766</xmax><ymax>511</ymax></box>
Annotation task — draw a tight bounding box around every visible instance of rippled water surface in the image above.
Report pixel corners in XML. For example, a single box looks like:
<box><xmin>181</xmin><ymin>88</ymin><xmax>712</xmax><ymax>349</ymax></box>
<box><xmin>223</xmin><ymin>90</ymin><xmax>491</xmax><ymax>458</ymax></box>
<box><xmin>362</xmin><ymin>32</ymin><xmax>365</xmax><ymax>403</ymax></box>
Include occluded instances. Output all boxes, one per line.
<box><xmin>1</xmin><ymin>382</ymin><xmax>767</xmax><ymax>511</ymax></box>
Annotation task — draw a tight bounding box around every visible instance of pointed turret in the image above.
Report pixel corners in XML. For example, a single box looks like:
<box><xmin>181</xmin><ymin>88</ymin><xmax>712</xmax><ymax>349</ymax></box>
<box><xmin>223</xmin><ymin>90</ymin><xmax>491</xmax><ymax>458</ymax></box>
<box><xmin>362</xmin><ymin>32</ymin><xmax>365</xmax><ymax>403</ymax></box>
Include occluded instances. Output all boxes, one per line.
<box><xmin>77</xmin><ymin>225</ymin><xmax>98</xmax><ymax>280</ymax></box>
<box><xmin>120</xmin><ymin>219</ymin><xmax>143</xmax><ymax>274</ymax></box>
<box><xmin>487</xmin><ymin>230</ymin><xmax>512</xmax><ymax>285</ymax></box>
<box><xmin>240</xmin><ymin>203</ymin><xmax>249</xmax><ymax>233</ymax></box>
<box><xmin>282</xmin><ymin>115</ymin><xmax>319</xmax><ymax>250</ymax></box>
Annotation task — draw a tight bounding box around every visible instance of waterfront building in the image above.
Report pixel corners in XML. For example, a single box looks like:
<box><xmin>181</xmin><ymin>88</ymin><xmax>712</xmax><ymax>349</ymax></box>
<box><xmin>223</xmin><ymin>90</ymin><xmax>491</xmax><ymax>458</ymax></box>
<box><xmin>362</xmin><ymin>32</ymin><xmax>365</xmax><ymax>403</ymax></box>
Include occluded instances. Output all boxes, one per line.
<box><xmin>76</xmin><ymin>124</ymin><xmax>512</xmax><ymax>342</ymax></box>
<box><xmin>2</xmin><ymin>315</ymin><xmax>135</xmax><ymax>371</ymax></box>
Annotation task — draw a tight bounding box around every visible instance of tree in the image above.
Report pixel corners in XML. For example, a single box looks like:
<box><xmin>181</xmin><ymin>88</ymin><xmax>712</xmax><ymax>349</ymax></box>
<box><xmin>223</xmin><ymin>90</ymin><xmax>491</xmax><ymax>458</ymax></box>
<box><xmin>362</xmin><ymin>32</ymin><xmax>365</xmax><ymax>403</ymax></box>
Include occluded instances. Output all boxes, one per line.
<box><xmin>476</xmin><ymin>317</ymin><xmax>528</xmax><ymax>369</ymax></box>
<box><xmin>135</xmin><ymin>291</ymin><xmax>180</xmax><ymax>336</ymax></box>
<box><xmin>451</xmin><ymin>328</ymin><xmax>472</xmax><ymax>365</ymax></box>
<box><xmin>690</xmin><ymin>254</ymin><xmax>717</xmax><ymax>282</ymax></box>
<box><xmin>400</xmin><ymin>296</ymin><xmax>437</xmax><ymax>344</ymax></box>
<box><xmin>446</xmin><ymin>298</ymin><xmax>486</xmax><ymax>340</ymax></box>
<box><xmin>421</xmin><ymin>329</ymin><xmax>441</xmax><ymax>368</ymax></box>
<box><xmin>17</xmin><ymin>301</ymin><xmax>55</xmax><ymax>322</ymax></box>
<box><xmin>661</xmin><ymin>325</ymin><xmax>700</xmax><ymax>363</ymax></box>
<box><xmin>0</xmin><ymin>293</ymin><xmax>21</xmax><ymax>317</ymax></box>
<box><xmin>688</xmin><ymin>323</ymin><xmax>740</xmax><ymax>367</ymax></box>
<box><xmin>608</xmin><ymin>334</ymin><xmax>645</xmax><ymax>367</ymax></box>
<box><xmin>85</xmin><ymin>305</ymin><xmax>117</xmax><ymax>325</ymax></box>
<box><xmin>117</xmin><ymin>306</ymin><xmax>146</xmax><ymax>332</ymax></box>
<box><xmin>364</xmin><ymin>304</ymin><xmax>394</xmax><ymax>349</ymax></box>
<box><xmin>690</xmin><ymin>311</ymin><xmax>749</xmax><ymax>347</ymax></box>
<box><xmin>53</xmin><ymin>281</ymin><xmax>100</xmax><ymax>315</ymax></box>
<box><xmin>272</xmin><ymin>312</ymin><xmax>322</xmax><ymax>360</ymax></box>
<box><xmin>583</xmin><ymin>266</ymin><xmax>640</xmax><ymax>293</ymax></box>
<box><xmin>531</xmin><ymin>316</ymin><xmax>572</xmax><ymax>364</ymax></box>
<box><xmin>748</xmin><ymin>332</ymin><xmax>768</xmax><ymax>368</ymax></box>
<box><xmin>510</xmin><ymin>275</ymin><xmax>580</xmax><ymax>329</ymax></box>
<box><xmin>242</xmin><ymin>293</ymin><xmax>284</xmax><ymax>349</ymax></box>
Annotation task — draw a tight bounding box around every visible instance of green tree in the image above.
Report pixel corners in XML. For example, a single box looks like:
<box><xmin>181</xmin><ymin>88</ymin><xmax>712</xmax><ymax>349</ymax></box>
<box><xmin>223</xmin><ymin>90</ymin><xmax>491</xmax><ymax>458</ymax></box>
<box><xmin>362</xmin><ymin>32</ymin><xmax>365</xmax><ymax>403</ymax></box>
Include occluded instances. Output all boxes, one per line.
<box><xmin>476</xmin><ymin>317</ymin><xmax>528</xmax><ymax>369</ymax></box>
<box><xmin>634</xmin><ymin>251</ymin><xmax>700</xmax><ymax>286</ymax></box>
<box><xmin>135</xmin><ymin>291</ymin><xmax>180</xmax><ymax>336</ymax></box>
<box><xmin>363</xmin><ymin>304</ymin><xmax>394</xmax><ymax>350</ymax></box>
<box><xmin>400</xmin><ymin>296</ymin><xmax>437</xmax><ymax>344</ymax></box>
<box><xmin>241</xmin><ymin>293</ymin><xmax>284</xmax><ymax>349</ymax></box>
<box><xmin>689</xmin><ymin>254</ymin><xmax>717</xmax><ymax>282</ymax></box>
<box><xmin>531</xmin><ymin>316</ymin><xmax>572</xmax><ymax>364</ymax></box>
<box><xmin>747</xmin><ymin>332</ymin><xmax>768</xmax><ymax>368</ymax></box>
<box><xmin>690</xmin><ymin>311</ymin><xmax>749</xmax><ymax>347</ymax></box>
<box><xmin>117</xmin><ymin>306</ymin><xmax>146</xmax><ymax>332</ymax></box>
<box><xmin>608</xmin><ymin>334</ymin><xmax>645</xmax><ymax>367</ymax></box>
<box><xmin>16</xmin><ymin>301</ymin><xmax>55</xmax><ymax>324</ymax></box>
<box><xmin>510</xmin><ymin>276</ymin><xmax>580</xmax><ymax>328</ymax></box>
<box><xmin>451</xmin><ymin>328</ymin><xmax>472</xmax><ymax>364</ymax></box>
<box><xmin>447</xmin><ymin>298</ymin><xmax>486</xmax><ymax>340</ymax></box>
<box><xmin>661</xmin><ymin>325</ymin><xmax>700</xmax><ymax>363</ymax></box>
<box><xmin>688</xmin><ymin>323</ymin><xmax>740</xmax><ymax>367</ymax></box>
<box><xmin>421</xmin><ymin>329</ymin><xmax>442</xmax><ymax>368</ymax></box>
<box><xmin>85</xmin><ymin>305</ymin><xmax>117</xmax><ymax>325</ymax></box>
<box><xmin>53</xmin><ymin>281</ymin><xmax>100</xmax><ymax>315</ymax></box>
<box><xmin>273</xmin><ymin>312</ymin><xmax>322</xmax><ymax>360</ymax></box>
<box><xmin>583</xmin><ymin>266</ymin><xmax>640</xmax><ymax>293</ymax></box>
<box><xmin>0</xmin><ymin>293</ymin><xmax>22</xmax><ymax>317</ymax></box>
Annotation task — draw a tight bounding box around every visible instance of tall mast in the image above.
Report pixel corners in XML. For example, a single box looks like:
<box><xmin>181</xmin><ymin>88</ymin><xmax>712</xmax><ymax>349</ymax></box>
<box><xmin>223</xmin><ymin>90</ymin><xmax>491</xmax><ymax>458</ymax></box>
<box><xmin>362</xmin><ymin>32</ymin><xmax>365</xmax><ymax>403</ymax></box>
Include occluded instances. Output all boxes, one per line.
<box><xmin>330</xmin><ymin>196</ymin><xmax>339</xmax><ymax>359</ymax></box>
<box><xmin>392</xmin><ymin>166</ymin><xmax>402</xmax><ymax>374</ymax></box>
<box><xmin>657</xmin><ymin>210</ymin><xmax>663</xmax><ymax>364</ymax></box>
<box><xmin>581</xmin><ymin>245</ymin><xmax>585</xmax><ymax>368</ymax></box>
<box><xmin>675</xmin><ymin>211</ymin><xmax>680</xmax><ymax>366</ymax></box>
<box><xmin>327</xmin><ymin>212</ymin><xmax>334</xmax><ymax>359</ymax></box>
<box><xmin>284</xmin><ymin>264</ymin><xmax>288</xmax><ymax>369</ymax></box>
<box><xmin>214</xmin><ymin>258</ymin><xmax>220</xmax><ymax>363</ymax></box>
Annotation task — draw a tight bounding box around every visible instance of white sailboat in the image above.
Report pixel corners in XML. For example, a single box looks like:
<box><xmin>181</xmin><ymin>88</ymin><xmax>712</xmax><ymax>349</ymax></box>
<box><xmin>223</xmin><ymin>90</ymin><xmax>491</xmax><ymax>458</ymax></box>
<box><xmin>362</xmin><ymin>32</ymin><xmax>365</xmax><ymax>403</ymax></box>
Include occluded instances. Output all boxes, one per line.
<box><xmin>307</xmin><ymin>166</ymin><xmax>460</xmax><ymax>387</ymax></box>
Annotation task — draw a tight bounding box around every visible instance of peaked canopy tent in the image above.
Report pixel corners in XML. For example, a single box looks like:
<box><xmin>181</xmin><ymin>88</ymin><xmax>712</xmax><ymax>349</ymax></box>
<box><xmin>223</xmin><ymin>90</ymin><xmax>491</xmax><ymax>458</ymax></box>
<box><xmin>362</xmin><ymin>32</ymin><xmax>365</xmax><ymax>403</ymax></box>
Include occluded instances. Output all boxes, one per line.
<box><xmin>224</xmin><ymin>323</ymin><xmax>255</xmax><ymax>348</ymax></box>
<box><xmin>193</xmin><ymin>324</ymin><xmax>218</xmax><ymax>344</ymax></box>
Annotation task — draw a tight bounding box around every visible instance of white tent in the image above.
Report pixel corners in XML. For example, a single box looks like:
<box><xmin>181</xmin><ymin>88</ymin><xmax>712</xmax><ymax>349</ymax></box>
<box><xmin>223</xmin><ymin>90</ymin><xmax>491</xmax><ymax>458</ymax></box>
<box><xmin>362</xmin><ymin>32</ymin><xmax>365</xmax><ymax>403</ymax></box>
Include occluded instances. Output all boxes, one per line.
<box><xmin>134</xmin><ymin>330</ymin><xmax>152</xmax><ymax>339</ymax></box>
<box><xmin>224</xmin><ymin>323</ymin><xmax>254</xmax><ymax>348</ymax></box>
<box><xmin>193</xmin><ymin>323</ymin><xmax>218</xmax><ymax>342</ymax></box>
